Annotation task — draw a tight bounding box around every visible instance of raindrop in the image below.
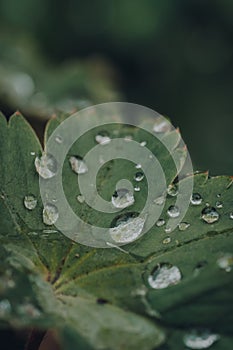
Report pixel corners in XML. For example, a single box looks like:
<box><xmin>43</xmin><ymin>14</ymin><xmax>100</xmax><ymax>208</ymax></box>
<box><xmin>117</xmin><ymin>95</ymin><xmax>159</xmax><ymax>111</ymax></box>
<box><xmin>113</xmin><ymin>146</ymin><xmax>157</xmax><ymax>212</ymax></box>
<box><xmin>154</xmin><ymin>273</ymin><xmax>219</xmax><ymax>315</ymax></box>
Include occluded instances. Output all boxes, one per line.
<box><xmin>140</xmin><ymin>141</ymin><xmax>147</xmax><ymax>147</ymax></box>
<box><xmin>165</xmin><ymin>226</ymin><xmax>172</xmax><ymax>233</ymax></box>
<box><xmin>215</xmin><ymin>201</ymin><xmax>223</xmax><ymax>209</ymax></box>
<box><xmin>43</xmin><ymin>204</ymin><xmax>59</xmax><ymax>225</ymax></box>
<box><xmin>178</xmin><ymin>222</ymin><xmax>190</xmax><ymax>231</ymax></box>
<box><xmin>109</xmin><ymin>213</ymin><xmax>145</xmax><ymax>243</ymax></box>
<box><xmin>134</xmin><ymin>172</ymin><xmax>144</xmax><ymax>182</ymax></box>
<box><xmin>217</xmin><ymin>253</ymin><xmax>233</xmax><ymax>272</ymax></box>
<box><xmin>167</xmin><ymin>184</ymin><xmax>178</xmax><ymax>197</ymax></box>
<box><xmin>156</xmin><ymin>219</ymin><xmax>165</xmax><ymax>227</ymax></box>
<box><xmin>77</xmin><ymin>195</ymin><xmax>85</xmax><ymax>203</ymax></box>
<box><xmin>30</xmin><ymin>151</ymin><xmax>35</xmax><ymax>156</ymax></box>
<box><xmin>148</xmin><ymin>263</ymin><xmax>182</xmax><ymax>289</ymax></box>
<box><xmin>191</xmin><ymin>193</ymin><xmax>203</xmax><ymax>205</ymax></box>
<box><xmin>95</xmin><ymin>133</ymin><xmax>111</xmax><ymax>145</ymax></box>
<box><xmin>183</xmin><ymin>329</ymin><xmax>220</xmax><ymax>349</ymax></box>
<box><xmin>134</xmin><ymin>186</ymin><xmax>140</xmax><ymax>192</ymax></box>
<box><xmin>0</xmin><ymin>299</ymin><xmax>11</xmax><ymax>317</ymax></box>
<box><xmin>135</xmin><ymin>163</ymin><xmax>142</xmax><ymax>169</ymax></box>
<box><xmin>112</xmin><ymin>189</ymin><xmax>135</xmax><ymax>209</ymax></box>
<box><xmin>69</xmin><ymin>156</ymin><xmax>88</xmax><ymax>174</ymax></box>
<box><xmin>35</xmin><ymin>153</ymin><xmax>57</xmax><ymax>179</ymax></box>
<box><xmin>163</xmin><ymin>236</ymin><xmax>171</xmax><ymax>244</ymax></box>
<box><xmin>24</xmin><ymin>195</ymin><xmax>37</xmax><ymax>210</ymax></box>
<box><xmin>167</xmin><ymin>205</ymin><xmax>180</xmax><ymax>218</ymax></box>
<box><xmin>55</xmin><ymin>135</ymin><xmax>63</xmax><ymax>144</ymax></box>
<box><xmin>201</xmin><ymin>207</ymin><xmax>219</xmax><ymax>224</ymax></box>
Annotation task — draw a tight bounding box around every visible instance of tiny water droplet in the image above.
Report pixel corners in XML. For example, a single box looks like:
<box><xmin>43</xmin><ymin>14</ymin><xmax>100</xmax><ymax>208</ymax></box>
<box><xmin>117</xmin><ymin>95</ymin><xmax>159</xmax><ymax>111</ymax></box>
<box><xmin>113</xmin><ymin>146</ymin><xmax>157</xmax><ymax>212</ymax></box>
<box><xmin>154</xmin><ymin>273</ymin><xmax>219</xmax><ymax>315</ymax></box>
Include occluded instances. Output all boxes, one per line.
<box><xmin>167</xmin><ymin>205</ymin><xmax>180</xmax><ymax>218</ymax></box>
<box><xmin>43</xmin><ymin>204</ymin><xmax>59</xmax><ymax>225</ymax></box>
<box><xmin>112</xmin><ymin>189</ymin><xmax>135</xmax><ymax>209</ymax></box>
<box><xmin>165</xmin><ymin>225</ymin><xmax>172</xmax><ymax>233</ymax></box>
<box><xmin>191</xmin><ymin>193</ymin><xmax>203</xmax><ymax>205</ymax></box>
<box><xmin>134</xmin><ymin>186</ymin><xmax>140</xmax><ymax>192</ymax></box>
<box><xmin>148</xmin><ymin>263</ymin><xmax>182</xmax><ymax>289</ymax></box>
<box><xmin>55</xmin><ymin>135</ymin><xmax>63</xmax><ymax>144</ymax></box>
<box><xmin>0</xmin><ymin>299</ymin><xmax>11</xmax><ymax>317</ymax></box>
<box><xmin>153</xmin><ymin>195</ymin><xmax>165</xmax><ymax>205</ymax></box>
<box><xmin>215</xmin><ymin>201</ymin><xmax>223</xmax><ymax>209</ymax></box>
<box><xmin>35</xmin><ymin>153</ymin><xmax>57</xmax><ymax>179</ymax></box>
<box><xmin>30</xmin><ymin>151</ymin><xmax>35</xmax><ymax>156</ymax></box>
<box><xmin>140</xmin><ymin>141</ymin><xmax>147</xmax><ymax>147</ymax></box>
<box><xmin>69</xmin><ymin>156</ymin><xmax>88</xmax><ymax>174</ymax></box>
<box><xmin>216</xmin><ymin>193</ymin><xmax>221</xmax><ymax>198</ymax></box>
<box><xmin>134</xmin><ymin>172</ymin><xmax>144</xmax><ymax>182</ymax></box>
<box><xmin>183</xmin><ymin>329</ymin><xmax>220</xmax><ymax>349</ymax></box>
<box><xmin>135</xmin><ymin>163</ymin><xmax>142</xmax><ymax>169</ymax></box>
<box><xmin>163</xmin><ymin>236</ymin><xmax>171</xmax><ymax>244</ymax></box>
<box><xmin>156</xmin><ymin>219</ymin><xmax>165</xmax><ymax>227</ymax></box>
<box><xmin>201</xmin><ymin>207</ymin><xmax>219</xmax><ymax>224</ymax></box>
<box><xmin>109</xmin><ymin>213</ymin><xmax>145</xmax><ymax>243</ymax></box>
<box><xmin>95</xmin><ymin>133</ymin><xmax>111</xmax><ymax>145</ymax></box>
<box><xmin>167</xmin><ymin>184</ymin><xmax>178</xmax><ymax>197</ymax></box>
<box><xmin>178</xmin><ymin>222</ymin><xmax>190</xmax><ymax>231</ymax></box>
<box><xmin>153</xmin><ymin>119</ymin><xmax>171</xmax><ymax>133</ymax></box>
<box><xmin>230</xmin><ymin>212</ymin><xmax>233</xmax><ymax>219</ymax></box>
<box><xmin>217</xmin><ymin>253</ymin><xmax>233</xmax><ymax>272</ymax></box>
<box><xmin>77</xmin><ymin>195</ymin><xmax>85</xmax><ymax>203</ymax></box>
<box><xmin>24</xmin><ymin>195</ymin><xmax>37</xmax><ymax>210</ymax></box>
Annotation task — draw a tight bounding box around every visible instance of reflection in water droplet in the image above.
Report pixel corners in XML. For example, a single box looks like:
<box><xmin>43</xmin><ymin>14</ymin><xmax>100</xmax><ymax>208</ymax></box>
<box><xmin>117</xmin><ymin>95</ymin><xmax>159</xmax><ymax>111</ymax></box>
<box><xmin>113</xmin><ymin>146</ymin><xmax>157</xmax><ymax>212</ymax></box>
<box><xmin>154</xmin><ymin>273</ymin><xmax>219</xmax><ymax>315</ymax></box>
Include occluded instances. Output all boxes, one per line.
<box><xmin>217</xmin><ymin>253</ymin><xmax>233</xmax><ymax>272</ymax></box>
<box><xmin>178</xmin><ymin>222</ymin><xmax>190</xmax><ymax>231</ymax></box>
<box><xmin>112</xmin><ymin>189</ymin><xmax>135</xmax><ymax>209</ymax></box>
<box><xmin>167</xmin><ymin>205</ymin><xmax>180</xmax><ymax>218</ymax></box>
<box><xmin>167</xmin><ymin>184</ymin><xmax>178</xmax><ymax>197</ymax></box>
<box><xmin>148</xmin><ymin>263</ymin><xmax>182</xmax><ymax>289</ymax></box>
<box><xmin>201</xmin><ymin>207</ymin><xmax>219</xmax><ymax>224</ymax></box>
<box><xmin>156</xmin><ymin>219</ymin><xmax>165</xmax><ymax>227</ymax></box>
<box><xmin>216</xmin><ymin>201</ymin><xmax>223</xmax><ymax>209</ymax></box>
<box><xmin>0</xmin><ymin>299</ymin><xmax>11</xmax><ymax>317</ymax></box>
<box><xmin>95</xmin><ymin>134</ymin><xmax>111</xmax><ymax>145</ymax></box>
<box><xmin>183</xmin><ymin>329</ymin><xmax>220</xmax><ymax>349</ymax></box>
<box><xmin>24</xmin><ymin>195</ymin><xmax>37</xmax><ymax>210</ymax></box>
<box><xmin>43</xmin><ymin>204</ymin><xmax>59</xmax><ymax>225</ymax></box>
<box><xmin>134</xmin><ymin>172</ymin><xmax>144</xmax><ymax>182</ymax></box>
<box><xmin>69</xmin><ymin>156</ymin><xmax>88</xmax><ymax>174</ymax></box>
<box><xmin>77</xmin><ymin>195</ymin><xmax>85</xmax><ymax>203</ymax></box>
<box><xmin>191</xmin><ymin>193</ymin><xmax>203</xmax><ymax>205</ymax></box>
<box><xmin>35</xmin><ymin>153</ymin><xmax>57</xmax><ymax>179</ymax></box>
<box><xmin>109</xmin><ymin>213</ymin><xmax>145</xmax><ymax>243</ymax></box>
<box><xmin>163</xmin><ymin>236</ymin><xmax>171</xmax><ymax>244</ymax></box>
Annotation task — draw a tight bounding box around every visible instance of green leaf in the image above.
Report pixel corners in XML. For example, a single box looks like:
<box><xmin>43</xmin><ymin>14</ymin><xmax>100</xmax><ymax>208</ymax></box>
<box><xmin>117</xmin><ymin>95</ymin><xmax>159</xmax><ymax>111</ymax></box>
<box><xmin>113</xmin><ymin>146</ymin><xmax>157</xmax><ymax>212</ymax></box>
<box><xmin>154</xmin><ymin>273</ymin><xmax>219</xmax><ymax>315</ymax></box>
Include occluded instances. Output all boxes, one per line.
<box><xmin>0</xmin><ymin>112</ymin><xmax>233</xmax><ymax>350</ymax></box>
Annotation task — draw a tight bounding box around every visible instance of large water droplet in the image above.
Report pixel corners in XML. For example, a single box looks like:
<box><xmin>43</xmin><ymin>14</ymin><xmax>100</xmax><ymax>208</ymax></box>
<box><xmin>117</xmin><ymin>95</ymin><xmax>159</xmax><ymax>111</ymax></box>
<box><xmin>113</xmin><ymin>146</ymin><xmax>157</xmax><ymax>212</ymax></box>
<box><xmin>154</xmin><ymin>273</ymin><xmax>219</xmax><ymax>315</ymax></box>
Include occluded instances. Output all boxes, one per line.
<box><xmin>109</xmin><ymin>213</ymin><xmax>145</xmax><ymax>243</ymax></box>
<box><xmin>43</xmin><ymin>204</ymin><xmax>59</xmax><ymax>225</ymax></box>
<box><xmin>183</xmin><ymin>329</ymin><xmax>220</xmax><ymax>349</ymax></box>
<box><xmin>0</xmin><ymin>299</ymin><xmax>11</xmax><ymax>317</ymax></box>
<box><xmin>178</xmin><ymin>222</ymin><xmax>190</xmax><ymax>231</ymax></box>
<box><xmin>134</xmin><ymin>172</ymin><xmax>144</xmax><ymax>182</ymax></box>
<box><xmin>95</xmin><ymin>133</ymin><xmax>111</xmax><ymax>145</ymax></box>
<box><xmin>167</xmin><ymin>205</ymin><xmax>180</xmax><ymax>218</ymax></box>
<box><xmin>201</xmin><ymin>207</ymin><xmax>219</xmax><ymax>224</ymax></box>
<box><xmin>148</xmin><ymin>263</ymin><xmax>182</xmax><ymax>289</ymax></box>
<box><xmin>191</xmin><ymin>193</ymin><xmax>203</xmax><ymax>205</ymax></box>
<box><xmin>69</xmin><ymin>156</ymin><xmax>88</xmax><ymax>174</ymax></box>
<box><xmin>24</xmin><ymin>195</ymin><xmax>37</xmax><ymax>210</ymax></box>
<box><xmin>35</xmin><ymin>153</ymin><xmax>57</xmax><ymax>179</ymax></box>
<box><xmin>112</xmin><ymin>189</ymin><xmax>135</xmax><ymax>209</ymax></box>
<box><xmin>217</xmin><ymin>253</ymin><xmax>233</xmax><ymax>272</ymax></box>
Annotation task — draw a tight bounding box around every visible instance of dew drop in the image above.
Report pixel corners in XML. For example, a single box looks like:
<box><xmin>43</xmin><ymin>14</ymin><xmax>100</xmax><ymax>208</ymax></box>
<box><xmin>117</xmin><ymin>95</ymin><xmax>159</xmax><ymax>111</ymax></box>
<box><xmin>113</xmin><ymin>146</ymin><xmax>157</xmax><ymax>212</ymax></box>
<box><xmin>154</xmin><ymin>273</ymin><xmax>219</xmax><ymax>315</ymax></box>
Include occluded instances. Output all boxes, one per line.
<box><xmin>156</xmin><ymin>219</ymin><xmax>165</xmax><ymax>227</ymax></box>
<box><xmin>43</xmin><ymin>204</ymin><xmax>59</xmax><ymax>225</ymax></box>
<box><xmin>134</xmin><ymin>186</ymin><xmax>140</xmax><ymax>192</ymax></box>
<box><xmin>167</xmin><ymin>184</ymin><xmax>178</xmax><ymax>197</ymax></box>
<box><xmin>178</xmin><ymin>222</ymin><xmax>190</xmax><ymax>231</ymax></box>
<box><xmin>148</xmin><ymin>263</ymin><xmax>182</xmax><ymax>289</ymax></box>
<box><xmin>134</xmin><ymin>172</ymin><xmax>144</xmax><ymax>182</ymax></box>
<box><xmin>135</xmin><ymin>163</ymin><xmax>142</xmax><ymax>169</ymax></box>
<box><xmin>55</xmin><ymin>135</ymin><xmax>63</xmax><ymax>144</ymax></box>
<box><xmin>69</xmin><ymin>156</ymin><xmax>88</xmax><ymax>174</ymax></box>
<box><xmin>140</xmin><ymin>141</ymin><xmax>147</xmax><ymax>147</ymax></box>
<box><xmin>24</xmin><ymin>195</ymin><xmax>37</xmax><ymax>210</ymax></box>
<box><xmin>217</xmin><ymin>253</ymin><xmax>233</xmax><ymax>272</ymax></box>
<box><xmin>167</xmin><ymin>205</ymin><xmax>180</xmax><ymax>218</ymax></box>
<box><xmin>30</xmin><ymin>151</ymin><xmax>35</xmax><ymax>156</ymax></box>
<box><xmin>0</xmin><ymin>299</ymin><xmax>11</xmax><ymax>317</ymax></box>
<box><xmin>95</xmin><ymin>133</ymin><xmax>111</xmax><ymax>145</ymax></box>
<box><xmin>163</xmin><ymin>236</ymin><xmax>171</xmax><ymax>244</ymax></box>
<box><xmin>191</xmin><ymin>193</ymin><xmax>203</xmax><ymax>205</ymax></box>
<box><xmin>112</xmin><ymin>189</ymin><xmax>135</xmax><ymax>209</ymax></box>
<box><xmin>201</xmin><ymin>207</ymin><xmax>219</xmax><ymax>224</ymax></box>
<box><xmin>35</xmin><ymin>153</ymin><xmax>57</xmax><ymax>179</ymax></box>
<box><xmin>215</xmin><ymin>201</ymin><xmax>223</xmax><ymax>209</ymax></box>
<box><xmin>77</xmin><ymin>195</ymin><xmax>85</xmax><ymax>203</ymax></box>
<box><xmin>183</xmin><ymin>329</ymin><xmax>220</xmax><ymax>349</ymax></box>
<box><xmin>109</xmin><ymin>213</ymin><xmax>145</xmax><ymax>243</ymax></box>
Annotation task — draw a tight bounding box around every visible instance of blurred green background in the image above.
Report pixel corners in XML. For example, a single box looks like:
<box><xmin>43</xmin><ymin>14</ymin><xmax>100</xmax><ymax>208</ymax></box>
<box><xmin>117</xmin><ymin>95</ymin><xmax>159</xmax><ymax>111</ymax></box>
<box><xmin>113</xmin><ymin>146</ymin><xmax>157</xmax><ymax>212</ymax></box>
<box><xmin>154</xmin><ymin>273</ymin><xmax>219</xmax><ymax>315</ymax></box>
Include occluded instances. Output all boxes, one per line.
<box><xmin>0</xmin><ymin>0</ymin><xmax>232</xmax><ymax>175</ymax></box>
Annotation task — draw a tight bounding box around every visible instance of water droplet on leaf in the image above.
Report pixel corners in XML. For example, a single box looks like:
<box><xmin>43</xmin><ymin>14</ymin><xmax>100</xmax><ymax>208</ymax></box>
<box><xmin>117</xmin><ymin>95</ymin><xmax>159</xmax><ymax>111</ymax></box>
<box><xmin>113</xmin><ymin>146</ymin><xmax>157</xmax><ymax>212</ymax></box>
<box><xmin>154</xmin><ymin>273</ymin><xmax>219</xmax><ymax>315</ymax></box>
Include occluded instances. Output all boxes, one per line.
<box><xmin>183</xmin><ymin>329</ymin><xmax>220</xmax><ymax>349</ymax></box>
<box><xmin>167</xmin><ymin>184</ymin><xmax>178</xmax><ymax>197</ymax></box>
<box><xmin>112</xmin><ymin>189</ymin><xmax>135</xmax><ymax>209</ymax></box>
<box><xmin>77</xmin><ymin>195</ymin><xmax>85</xmax><ymax>203</ymax></box>
<box><xmin>156</xmin><ymin>219</ymin><xmax>165</xmax><ymax>227</ymax></box>
<box><xmin>191</xmin><ymin>193</ymin><xmax>203</xmax><ymax>205</ymax></box>
<box><xmin>217</xmin><ymin>253</ymin><xmax>233</xmax><ymax>272</ymax></box>
<box><xmin>167</xmin><ymin>205</ymin><xmax>180</xmax><ymax>218</ymax></box>
<box><xmin>148</xmin><ymin>263</ymin><xmax>182</xmax><ymax>289</ymax></box>
<box><xmin>134</xmin><ymin>186</ymin><xmax>140</xmax><ymax>192</ymax></box>
<box><xmin>109</xmin><ymin>213</ymin><xmax>145</xmax><ymax>243</ymax></box>
<box><xmin>163</xmin><ymin>236</ymin><xmax>171</xmax><ymax>244</ymax></box>
<box><xmin>178</xmin><ymin>222</ymin><xmax>190</xmax><ymax>231</ymax></box>
<box><xmin>24</xmin><ymin>195</ymin><xmax>37</xmax><ymax>210</ymax></box>
<box><xmin>201</xmin><ymin>207</ymin><xmax>219</xmax><ymax>224</ymax></box>
<box><xmin>43</xmin><ymin>204</ymin><xmax>59</xmax><ymax>225</ymax></box>
<box><xmin>55</xmin><ymin>135</ymin><xmax>63</xmax><ymax>144</ymax></box>
<box><xmin>69</xmin><ymin>156</ymin><xmax>88</xmax><ymax>174</ymax></box>
<box><xmin>35</xmin><ymin>153</ymin><xmax>57</xmax><ymax>179</ymax></box>
<box><xmin>215</xmin><ymin>201</ymin><xmax>223</xmax><ymax>209</ymax></box>
<box><xmin>95</xmin><ymin>133</ymin><xmax>111</xmax><ymax>145</ymax></box>
<box><xmin>134</xmin><ymin>172</ymin><xmax>144</xmax><ymax>182</ymax></box>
